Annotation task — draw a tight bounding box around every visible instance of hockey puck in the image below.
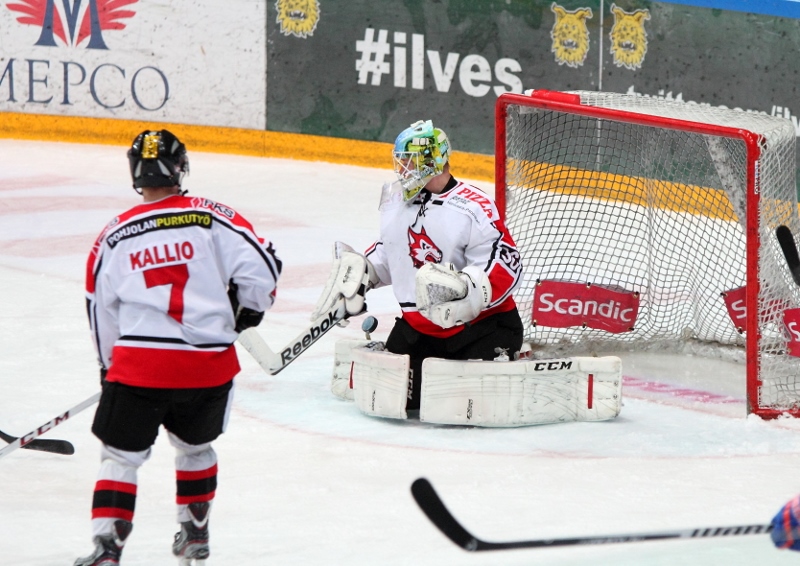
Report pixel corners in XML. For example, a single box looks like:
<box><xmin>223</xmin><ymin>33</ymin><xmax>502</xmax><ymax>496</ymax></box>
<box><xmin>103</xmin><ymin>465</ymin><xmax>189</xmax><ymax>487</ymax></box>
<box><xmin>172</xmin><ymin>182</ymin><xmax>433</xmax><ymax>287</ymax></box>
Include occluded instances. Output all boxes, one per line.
<box><xmin>362</xmin><ymin>316</ymin><xmax>379</xmax><ymax>334</ymax></box>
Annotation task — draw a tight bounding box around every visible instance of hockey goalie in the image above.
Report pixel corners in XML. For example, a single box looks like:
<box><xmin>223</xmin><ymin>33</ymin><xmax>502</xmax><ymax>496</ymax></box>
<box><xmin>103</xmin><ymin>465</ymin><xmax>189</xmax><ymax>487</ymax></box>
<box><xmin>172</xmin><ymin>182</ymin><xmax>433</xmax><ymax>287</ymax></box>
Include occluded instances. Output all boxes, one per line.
<box><xmin>311</xmin><ymin>119</ymin><xmax>622</xmax><ymax>427</ymax></box>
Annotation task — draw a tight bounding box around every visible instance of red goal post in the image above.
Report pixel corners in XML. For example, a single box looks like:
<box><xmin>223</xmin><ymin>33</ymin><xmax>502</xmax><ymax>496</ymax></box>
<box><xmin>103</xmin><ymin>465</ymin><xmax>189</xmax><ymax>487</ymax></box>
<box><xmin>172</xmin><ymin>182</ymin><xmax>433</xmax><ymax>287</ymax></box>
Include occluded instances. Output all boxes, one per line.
<box><xmin>495</xmin><ymin>89</ymin><xmax>800</xmax><ymax>418</ymax></box>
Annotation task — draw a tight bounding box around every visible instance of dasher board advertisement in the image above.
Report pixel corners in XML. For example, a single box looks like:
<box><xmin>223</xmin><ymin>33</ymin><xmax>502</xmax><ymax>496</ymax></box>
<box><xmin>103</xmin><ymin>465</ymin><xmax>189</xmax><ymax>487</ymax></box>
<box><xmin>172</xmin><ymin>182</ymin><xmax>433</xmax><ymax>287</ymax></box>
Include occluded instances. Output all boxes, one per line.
<box><xmin>0</xmin><ymin>0</ymin><xmax>266</xmax><ymax>129</ymax></box>
<box><xmin>267</xmin><ymin>0</ymin><xmax>800</xmax><ymax>197</ymax></box>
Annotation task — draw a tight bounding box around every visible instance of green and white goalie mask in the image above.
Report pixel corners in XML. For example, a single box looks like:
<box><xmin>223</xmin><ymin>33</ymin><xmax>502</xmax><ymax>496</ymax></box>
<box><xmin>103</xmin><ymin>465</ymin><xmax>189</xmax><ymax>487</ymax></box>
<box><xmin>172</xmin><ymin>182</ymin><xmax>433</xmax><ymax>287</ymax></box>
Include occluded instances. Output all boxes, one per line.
<box><xmin>388</xmin><ymin>120</ymin><xmax>451</xmax><ymax>204</ymax></box>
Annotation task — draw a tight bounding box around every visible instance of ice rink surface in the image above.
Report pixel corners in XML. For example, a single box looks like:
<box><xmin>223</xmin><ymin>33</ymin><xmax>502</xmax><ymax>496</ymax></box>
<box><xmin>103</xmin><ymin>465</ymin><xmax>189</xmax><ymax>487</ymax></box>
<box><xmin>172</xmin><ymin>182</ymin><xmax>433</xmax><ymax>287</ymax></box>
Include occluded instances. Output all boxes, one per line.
<box><xmin>2</xmin><ymin>139</ymin><xmax>800</xmax><ymax>565</ymax></box>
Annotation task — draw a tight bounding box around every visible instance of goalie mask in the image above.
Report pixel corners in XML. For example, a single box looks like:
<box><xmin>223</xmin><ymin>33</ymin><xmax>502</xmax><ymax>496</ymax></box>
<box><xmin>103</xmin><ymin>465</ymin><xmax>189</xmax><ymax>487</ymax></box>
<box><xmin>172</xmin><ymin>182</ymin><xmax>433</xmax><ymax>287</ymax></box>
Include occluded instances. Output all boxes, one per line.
<box><xmin>392</xmin><ymin>120</ymin><xmax>450</xmax><ymax>202</ymax></box>
<box><xmin>127</xmin><ymin>129</ymin><xmax>189</xmax><ymax>193</ymax></box>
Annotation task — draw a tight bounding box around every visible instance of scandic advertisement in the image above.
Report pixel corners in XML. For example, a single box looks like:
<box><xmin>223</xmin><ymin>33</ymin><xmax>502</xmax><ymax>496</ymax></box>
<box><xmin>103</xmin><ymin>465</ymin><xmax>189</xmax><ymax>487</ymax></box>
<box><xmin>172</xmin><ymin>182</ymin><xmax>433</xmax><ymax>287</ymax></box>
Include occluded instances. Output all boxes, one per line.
<box><xmin>532</xmin><ymin>279</ymin><xmax>640</xmax><ymax>334</ymax></box>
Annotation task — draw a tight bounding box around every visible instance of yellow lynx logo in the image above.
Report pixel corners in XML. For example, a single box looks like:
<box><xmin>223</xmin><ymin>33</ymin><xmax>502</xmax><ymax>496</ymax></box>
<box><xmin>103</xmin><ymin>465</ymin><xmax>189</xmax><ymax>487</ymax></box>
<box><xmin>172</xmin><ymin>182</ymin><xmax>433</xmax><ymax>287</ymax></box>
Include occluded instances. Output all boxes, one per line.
<box><xmin>609</xmin><ymin>4</ymin><xmax>650</xmax><ymax>70</ymax></box>
<box><xmin>550</xmin><ymin>3</ymin><xmax>593</xmax><ymax>68</ymax></box>
<box><xmin>276</xmin><ymin>0</ymin><xmax>320</xmax><ymax>38</ymax></box>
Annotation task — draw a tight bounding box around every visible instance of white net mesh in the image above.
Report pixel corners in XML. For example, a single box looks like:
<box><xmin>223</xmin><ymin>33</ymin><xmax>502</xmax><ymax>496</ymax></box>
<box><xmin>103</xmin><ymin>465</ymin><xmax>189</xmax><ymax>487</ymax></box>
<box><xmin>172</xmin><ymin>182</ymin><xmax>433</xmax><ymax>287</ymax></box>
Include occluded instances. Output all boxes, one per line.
<box><xmin>501</xmin><ymin>90</ymin><xmax>800</xmax><ymax>415</ymax></box>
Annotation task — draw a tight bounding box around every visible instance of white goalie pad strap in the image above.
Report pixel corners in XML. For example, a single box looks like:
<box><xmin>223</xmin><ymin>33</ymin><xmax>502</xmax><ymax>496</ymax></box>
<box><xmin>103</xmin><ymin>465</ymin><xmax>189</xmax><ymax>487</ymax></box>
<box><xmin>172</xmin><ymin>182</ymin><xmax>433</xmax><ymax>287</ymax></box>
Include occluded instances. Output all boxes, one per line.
<box><xmin>419</xmin><ymin>356</ymin><xmax>622</xmax><ymax>427</ymax></box>
<box><xmin>331</xmin><ymin>339</ymin><xmax>383</xmax><ymax>401</ymax></box>
<box><xmin>350</xmin><ymin>347</ymin><xmax>410</xmax><ymax>420</ymax></box>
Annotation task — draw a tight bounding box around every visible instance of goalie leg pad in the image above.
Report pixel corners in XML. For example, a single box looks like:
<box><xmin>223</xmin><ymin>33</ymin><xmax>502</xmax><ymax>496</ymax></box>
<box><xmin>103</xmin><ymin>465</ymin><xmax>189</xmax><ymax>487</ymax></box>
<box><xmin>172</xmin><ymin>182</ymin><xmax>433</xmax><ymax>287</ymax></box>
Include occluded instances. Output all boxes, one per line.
<box><xmin>331</xmin><ymin>339</ymin><xmax>385</xmax><ymax>400</ymax></box>
<box><xmin>351</xmin><ymin>347</ymin><xmax>410</xmax><ymax>420</ymax></box>
<box><xmin>419</xmin><ymin>356</ymin><xmax>622</xmax><ymax>427</ymax></box>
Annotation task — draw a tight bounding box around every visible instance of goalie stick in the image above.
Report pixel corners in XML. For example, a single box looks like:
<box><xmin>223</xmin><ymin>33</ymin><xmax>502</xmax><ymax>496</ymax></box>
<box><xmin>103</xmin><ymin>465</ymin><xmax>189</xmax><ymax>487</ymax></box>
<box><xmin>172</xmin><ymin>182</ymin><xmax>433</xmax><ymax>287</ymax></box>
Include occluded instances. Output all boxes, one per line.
<box><xmin>411</xmin><ymin>478</ymin><xmax>771</xmax><ymax>551</ymax></box>
<box><xmin>0</xmin><ymin>392</ymin><xmax>101</xmax><ymax>460</ymax></box>
<box><xmin>0</xmin><ymin>428</ymin><xmax>74</xmax><ymax>456</ymax></box>
<box><xmin>777</xmin><ymin>225</ymin><xmax>800</xmax><ymax>287</ymax></box>
<box><xmin>237</xmin><ymin>298</ymin><xmax>348</xmax><ymax>375</ymax></box>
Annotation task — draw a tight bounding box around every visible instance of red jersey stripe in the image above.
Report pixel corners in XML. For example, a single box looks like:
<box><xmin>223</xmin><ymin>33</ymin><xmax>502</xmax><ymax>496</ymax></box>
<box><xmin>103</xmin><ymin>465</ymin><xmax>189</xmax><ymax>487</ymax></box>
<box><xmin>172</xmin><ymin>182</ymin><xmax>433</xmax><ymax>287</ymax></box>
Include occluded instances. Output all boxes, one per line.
<box><xmin>106</xmin><ymin>345</ymin><xmax>239</xmax><ymax>388</ymax></box>
<box><xmin>403</xmin><ymin>297</ymin><xmax>518</xmax><ymax>338</ymax></box>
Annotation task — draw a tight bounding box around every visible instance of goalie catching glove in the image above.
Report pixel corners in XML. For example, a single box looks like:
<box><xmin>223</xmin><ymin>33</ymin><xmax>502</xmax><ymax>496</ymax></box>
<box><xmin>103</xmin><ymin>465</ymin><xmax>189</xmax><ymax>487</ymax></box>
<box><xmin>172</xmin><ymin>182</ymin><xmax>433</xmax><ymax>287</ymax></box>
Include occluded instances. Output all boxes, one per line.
<box><xmin>415</xmin><ymin>263</ymin><xmax>491</xmax><ymax>329</ymax></box>
<box><xmin>312</xmin><ymin>242</ymin><xmax>379</xmax><ymax>320</ymax></box>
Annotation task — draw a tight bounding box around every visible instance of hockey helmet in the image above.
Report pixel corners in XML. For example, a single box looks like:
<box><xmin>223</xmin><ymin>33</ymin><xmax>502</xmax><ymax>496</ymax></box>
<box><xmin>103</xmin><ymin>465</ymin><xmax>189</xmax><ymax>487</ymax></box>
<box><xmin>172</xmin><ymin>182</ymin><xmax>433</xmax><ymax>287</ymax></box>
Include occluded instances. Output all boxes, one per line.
<box><xmin>392</xmin><ymin>120</ymin><xmax>450</xmax><ymax>201</ymax></box>
<box><xmin>127</xmin><ymin>129</ymin><xmax>189</xmax><ymax>192</ymax></box>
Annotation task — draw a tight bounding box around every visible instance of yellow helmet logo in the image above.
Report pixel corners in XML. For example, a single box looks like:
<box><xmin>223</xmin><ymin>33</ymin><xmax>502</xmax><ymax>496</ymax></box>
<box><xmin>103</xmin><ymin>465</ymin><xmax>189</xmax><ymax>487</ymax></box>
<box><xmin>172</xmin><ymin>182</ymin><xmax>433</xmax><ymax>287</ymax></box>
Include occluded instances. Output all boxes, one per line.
<box><xmin>276</xmin><ymin>0</ymin><xmax>320</xmax><ymax>38</ymax></box>
<box><xmin>609</xmin><ymin>3</ymin><xmax>650</xmax><ymax>70</ymax></box>
<box><xmin>550</xmin><ymin>3</ymin><xmax>593</xmax><ymax>68</ymax></box>
<box><xmin>141</xmin><ymin>133</ymin><xmax>160</xmax><ymax>159</ymax></box>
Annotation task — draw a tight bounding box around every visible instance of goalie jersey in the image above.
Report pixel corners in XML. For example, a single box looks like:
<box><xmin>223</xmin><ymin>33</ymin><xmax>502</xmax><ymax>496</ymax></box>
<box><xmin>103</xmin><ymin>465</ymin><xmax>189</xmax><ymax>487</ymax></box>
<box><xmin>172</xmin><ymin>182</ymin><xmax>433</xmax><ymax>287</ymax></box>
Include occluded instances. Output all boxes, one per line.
<box><xmin>366</xmin><ymin>177</ymin><xmax>522</xmax><ymax>338</ymax></box>
<box><xmin>85</xmin><ymin>195</ymin><xmax>281</xmax><ymax>388</ymax></box>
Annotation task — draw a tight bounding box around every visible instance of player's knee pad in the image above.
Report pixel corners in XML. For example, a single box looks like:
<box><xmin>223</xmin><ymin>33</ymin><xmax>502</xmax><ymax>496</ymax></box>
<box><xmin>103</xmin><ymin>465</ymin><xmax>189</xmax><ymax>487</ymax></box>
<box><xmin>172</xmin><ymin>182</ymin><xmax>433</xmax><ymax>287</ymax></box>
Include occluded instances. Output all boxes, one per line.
<box><xmin>168</xmin><ymin>432</ymin><xmax>217</xmax><ymax>474</ymax></box>
<box><xmin>350</xmin><ymin>345</ymin><xmax>410</xmax><ymax>420</ymax></box>
<box><xmin>101</xmin><ymin>443</ymin><xmax>151</xmax><ymax>469</ymax></box>
<box><xmin>419</xmin><ymin>356</ymin><xmax>622</xmax><ymax>426</ymax></box>
<box><xmin>168</xmin><ymin>431</ymin><xmax>212</xmax><ymax>454</ymax></box>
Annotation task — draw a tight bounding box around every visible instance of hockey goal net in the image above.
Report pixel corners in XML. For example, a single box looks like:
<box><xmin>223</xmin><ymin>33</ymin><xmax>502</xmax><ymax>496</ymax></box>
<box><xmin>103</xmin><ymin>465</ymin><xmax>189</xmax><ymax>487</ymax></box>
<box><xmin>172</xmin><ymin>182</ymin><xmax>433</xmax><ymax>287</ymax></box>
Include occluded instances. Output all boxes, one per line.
<box><xmin>496</xmin><ymin>89</ymin><xmax>800</xmax><ymax>418</ymax></box>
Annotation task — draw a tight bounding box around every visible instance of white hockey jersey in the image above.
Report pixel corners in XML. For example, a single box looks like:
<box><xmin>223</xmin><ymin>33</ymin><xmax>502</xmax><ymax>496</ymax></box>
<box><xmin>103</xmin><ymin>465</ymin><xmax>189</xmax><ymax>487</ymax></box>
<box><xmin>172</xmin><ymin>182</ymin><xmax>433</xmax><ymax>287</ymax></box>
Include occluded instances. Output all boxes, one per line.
<box><xmin>86</xmin><ymin>194</ymin><xmax>281</xmax><ymax>388</ymax></box>
<box><xmin>366</xmin><ymin>177</ymin><xmax>522</xmax><ymax>338</ymax></box>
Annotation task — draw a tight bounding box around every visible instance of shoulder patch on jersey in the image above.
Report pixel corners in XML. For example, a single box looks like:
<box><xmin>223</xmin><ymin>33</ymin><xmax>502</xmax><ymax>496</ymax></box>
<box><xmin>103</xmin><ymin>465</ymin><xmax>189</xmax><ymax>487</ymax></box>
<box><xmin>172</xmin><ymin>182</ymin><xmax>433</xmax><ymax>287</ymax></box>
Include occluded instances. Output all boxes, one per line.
<box><xmin>106</xmin><ymin>212</ymin><xmax>213</xmax><ymax>248</ymax></box>
<box><xmin>438</xmin><ymin>184</ymin><xmax>499</xmax><ymax>223</ymax></box>
<box><xmin>191</xmin><ymin>197</ymin><xmax>236</xmax><ymax>220</ymax></box>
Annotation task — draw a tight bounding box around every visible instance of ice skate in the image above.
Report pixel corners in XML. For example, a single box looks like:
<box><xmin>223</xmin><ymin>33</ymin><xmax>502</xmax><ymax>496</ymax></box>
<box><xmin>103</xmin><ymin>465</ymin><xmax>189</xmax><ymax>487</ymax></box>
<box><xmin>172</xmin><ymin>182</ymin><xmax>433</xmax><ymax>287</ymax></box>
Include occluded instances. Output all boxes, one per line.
<box><xmin>73</xmin><ymin>520</ymin><xmax>132</xmax><ymax>566</ymax></box>
<box><xmin>173</xmin><ymin>502</ymin><xmax>210</xmax><ymax>565</ymax></box>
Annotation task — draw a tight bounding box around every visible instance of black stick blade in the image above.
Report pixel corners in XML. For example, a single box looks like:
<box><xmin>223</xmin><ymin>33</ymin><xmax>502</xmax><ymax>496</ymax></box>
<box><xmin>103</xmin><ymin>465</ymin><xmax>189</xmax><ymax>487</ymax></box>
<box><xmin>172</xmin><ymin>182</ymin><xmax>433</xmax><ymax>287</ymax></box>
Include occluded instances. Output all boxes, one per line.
<box><xmin>21</xmin><ymin>438</ymin><xmax>75</xmax><ymax>455</ymax></box>
<box><xmin>0</xmin><ymin>429</ymin><xmax>75</xmax><ymax>455</ymax></box>
<box><xmin>411</xmin><ymin>478</ymin><xmax>772</xmax><ymax>553</ymax></box>
<box><xmin>411</xmin><ymin>478</ymin><xmax>481</xmax><ymax>551</ymax></box>
<box><xmin>777</xmin><ymin>225</ymin><xmax>800</xmax><ymax>286</ymax></box>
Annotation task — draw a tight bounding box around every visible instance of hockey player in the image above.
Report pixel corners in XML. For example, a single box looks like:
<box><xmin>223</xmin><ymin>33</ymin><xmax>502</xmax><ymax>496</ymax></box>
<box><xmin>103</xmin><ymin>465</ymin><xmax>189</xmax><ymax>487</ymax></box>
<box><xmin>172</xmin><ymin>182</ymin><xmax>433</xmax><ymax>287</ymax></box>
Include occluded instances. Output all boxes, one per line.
<box><xmin>75</xmin><ymin>130</ymin><xmax>281</xmax><ymax>565</ymax></box>
<box><xmin>771</xmin><ymin>494</ymin><xmax>800</xmax><ymax>550</ymax></box>
<box><xmin>313</xmin><ymin>119</ymin><xmax>524</xmax><ymax>411</ymax></box>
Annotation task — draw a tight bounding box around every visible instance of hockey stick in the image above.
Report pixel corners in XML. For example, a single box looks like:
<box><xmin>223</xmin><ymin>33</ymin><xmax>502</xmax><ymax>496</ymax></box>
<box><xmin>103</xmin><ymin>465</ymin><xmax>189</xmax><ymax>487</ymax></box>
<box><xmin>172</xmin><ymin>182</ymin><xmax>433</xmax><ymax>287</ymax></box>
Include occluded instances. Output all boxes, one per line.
<box><xmin>0</xmin><ymin>392</ymin><xmax>101</xmax><ymax>460</ymax></box>
<box><xmin>0</xmin><ymin>429</ymin><xmax>74</xmax><ymax>455</ymax></box>
<box><xmin>237</xmin><ymin>298</ymin><xmax>348</xmax><ymax>375</ymax></box>
<box><xmin>411</xmin><ymin>478</ymin><xmax>772</xmax><ymax>551</ymax></box>
<box><xmin>777</xmin><ymin>225</ymin><xmax>800</xmax><ymax>286</ymax></box>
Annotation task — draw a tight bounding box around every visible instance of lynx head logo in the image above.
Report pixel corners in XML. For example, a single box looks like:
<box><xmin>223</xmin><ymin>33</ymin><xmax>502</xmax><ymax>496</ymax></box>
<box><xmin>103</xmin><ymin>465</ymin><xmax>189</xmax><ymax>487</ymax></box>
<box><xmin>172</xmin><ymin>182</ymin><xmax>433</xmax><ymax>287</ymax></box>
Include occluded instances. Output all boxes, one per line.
<box><xmin>6</xmin><ymin>0</ymin><xmax>138</xmax><ymax>49</ymax></box>
<box><xmin>550</xmin><ymin>3</ymin><xmax>593</xmax><ymax>68</ymax></box>
<box><xmin>408</xmin><ymin>226</ymin><xmax>443</xmax><ymax>269</ymax></box>
<box><xmin>276</xmin><ymin>0</ymin><xmax>320</xmax><ymax>38</ymax></box>
<box><xmin>609</xmin><ymin>3</ymin><xmax>650</xmax><ymax>70</ymax></box>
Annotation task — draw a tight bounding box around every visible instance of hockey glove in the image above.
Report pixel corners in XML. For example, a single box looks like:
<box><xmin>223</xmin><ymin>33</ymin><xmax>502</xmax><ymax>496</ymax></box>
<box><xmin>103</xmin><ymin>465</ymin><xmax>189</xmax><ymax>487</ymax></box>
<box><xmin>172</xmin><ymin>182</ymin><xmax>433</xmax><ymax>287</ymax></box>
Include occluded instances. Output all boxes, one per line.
<box><xmin>415</xmin><ymin>263</ymin><xmax>491</xmax><ymax>329</ymax></box>
<box><xmin>227</xmin><ymin>279</ymin><xmax>265</xmax><ymax>332</ymax></box>
<box><xmin>311</xmin><ymin>242</ymin><xmax>379</xmax><ymax>320</ymax></box>
<box><xmin>771</xmin><ymin>494</ymin><xmax>800</xmax><ymax>551</ymax></box>
<box><xmin>235</xmin><ymin>307</ymin><xmax>264</xmax><ymax>333</ymax></box>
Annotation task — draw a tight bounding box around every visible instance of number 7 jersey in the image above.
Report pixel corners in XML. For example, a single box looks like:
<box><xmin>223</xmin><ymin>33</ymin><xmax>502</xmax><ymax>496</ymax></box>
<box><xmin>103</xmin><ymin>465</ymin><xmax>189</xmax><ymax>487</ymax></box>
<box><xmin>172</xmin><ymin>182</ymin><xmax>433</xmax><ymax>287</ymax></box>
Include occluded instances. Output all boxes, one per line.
<box><xmin>85</xmin><ymin>194</ymin><xmax>281</xmax><ymax>388</ymax></box>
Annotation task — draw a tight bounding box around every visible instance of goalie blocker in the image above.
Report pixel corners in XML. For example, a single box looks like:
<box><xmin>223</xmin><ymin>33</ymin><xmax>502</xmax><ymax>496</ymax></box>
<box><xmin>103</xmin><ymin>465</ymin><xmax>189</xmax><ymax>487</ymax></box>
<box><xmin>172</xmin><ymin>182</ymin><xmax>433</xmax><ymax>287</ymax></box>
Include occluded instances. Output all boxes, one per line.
<box><xmin>333</xmin><ymin>342</ymin><xmax>622</xmax><ymax>426</ymax></box>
